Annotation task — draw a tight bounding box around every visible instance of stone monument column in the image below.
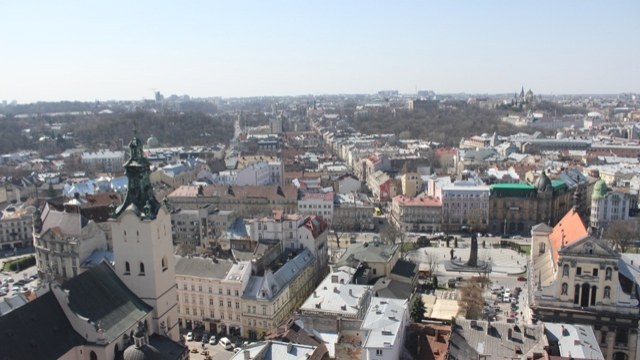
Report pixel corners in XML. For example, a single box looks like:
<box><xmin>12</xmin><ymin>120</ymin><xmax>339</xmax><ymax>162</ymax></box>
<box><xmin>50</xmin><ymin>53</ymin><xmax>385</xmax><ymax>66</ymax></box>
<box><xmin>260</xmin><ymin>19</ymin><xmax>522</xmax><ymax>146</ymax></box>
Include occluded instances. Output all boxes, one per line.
<box><xmin>467</xmin><ymin>233</ymin><xmax>478</xmax><ymax>267</ymax></box>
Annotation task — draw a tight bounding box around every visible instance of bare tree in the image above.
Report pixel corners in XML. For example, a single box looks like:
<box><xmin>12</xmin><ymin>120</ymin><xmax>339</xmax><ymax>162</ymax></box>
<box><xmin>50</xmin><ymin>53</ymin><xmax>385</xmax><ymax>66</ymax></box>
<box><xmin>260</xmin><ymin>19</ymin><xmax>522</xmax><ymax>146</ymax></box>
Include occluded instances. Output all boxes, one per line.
<box><xmin>458</xmin><ymin>278</ymin><xmax>485</xmax><ymax>320</ymax></box>
<box><xmin>330</xmin><ymin>216</ymin><xmax>357</xmax><ymax>249</ymax></box>
<box><xmin>603</xmin><ymin>220</ymin><xmax>638</xmax><ymax>252</ymax></box>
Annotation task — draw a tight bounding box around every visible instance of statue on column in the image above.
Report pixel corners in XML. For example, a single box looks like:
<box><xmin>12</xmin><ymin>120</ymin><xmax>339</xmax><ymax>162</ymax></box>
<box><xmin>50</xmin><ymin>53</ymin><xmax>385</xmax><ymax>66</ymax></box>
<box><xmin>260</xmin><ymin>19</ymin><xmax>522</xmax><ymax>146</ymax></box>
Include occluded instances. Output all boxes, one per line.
<box><xmin>467</xmin><ymin>233</ymin><xmax>478</xmax><ymax>267</ymax></box>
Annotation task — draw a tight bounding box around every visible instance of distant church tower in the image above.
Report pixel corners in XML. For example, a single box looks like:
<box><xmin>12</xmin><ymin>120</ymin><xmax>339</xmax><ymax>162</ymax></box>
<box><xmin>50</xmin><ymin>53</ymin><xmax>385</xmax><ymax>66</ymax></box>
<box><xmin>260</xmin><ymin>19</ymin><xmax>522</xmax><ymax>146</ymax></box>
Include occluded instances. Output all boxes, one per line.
<box><xmin>110</xmin><ymin>134</ymin><xmax>179</xmax><ymax>340</ymax></box>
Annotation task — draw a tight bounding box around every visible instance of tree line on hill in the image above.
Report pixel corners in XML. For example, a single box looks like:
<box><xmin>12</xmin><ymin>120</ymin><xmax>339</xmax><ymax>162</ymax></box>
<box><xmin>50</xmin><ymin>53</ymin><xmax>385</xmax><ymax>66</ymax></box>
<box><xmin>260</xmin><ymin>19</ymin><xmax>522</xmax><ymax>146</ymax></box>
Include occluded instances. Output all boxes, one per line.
<box><xmin>348</xmin><ymin>105</ymin><xmax>542</xmax><ymax>147</ymax></box>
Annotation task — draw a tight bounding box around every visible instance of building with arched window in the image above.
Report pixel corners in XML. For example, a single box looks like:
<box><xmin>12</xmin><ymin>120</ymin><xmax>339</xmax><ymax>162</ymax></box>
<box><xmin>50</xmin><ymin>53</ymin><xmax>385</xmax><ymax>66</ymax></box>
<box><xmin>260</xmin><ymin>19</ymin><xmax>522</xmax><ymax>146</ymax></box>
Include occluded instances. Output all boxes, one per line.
<box><xmin>530</xmin><ymin>208</ymin><xmax>640</xmax><ymax>360</ymax></box>
<box><xmin>0</xmin><ymin>134</ymin><xmax>188</xmax><ymax>360</ymax></box>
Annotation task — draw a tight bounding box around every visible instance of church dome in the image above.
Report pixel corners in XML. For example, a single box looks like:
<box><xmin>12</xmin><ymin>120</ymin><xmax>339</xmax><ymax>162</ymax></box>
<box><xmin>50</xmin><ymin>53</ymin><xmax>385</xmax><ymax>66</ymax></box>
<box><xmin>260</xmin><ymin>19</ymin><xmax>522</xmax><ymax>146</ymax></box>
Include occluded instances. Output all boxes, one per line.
<box><xmin>146</xmin><ymin>135</ymin><xmax>159</xmax><ymax>148</ymax></box>
<box><xmin>123</xmin><ymin>344</ymin><xmax>163</xmax><ymax>360</ymax></box>
<box><xmin>592</xmin><ymin>179</ymin><xmax>609</xmax><ymax>200</ymax></box>
<box><xmin>535</xmin><ymin>171</ymin><xmax>552</xmax><ymax>192</ymax></box>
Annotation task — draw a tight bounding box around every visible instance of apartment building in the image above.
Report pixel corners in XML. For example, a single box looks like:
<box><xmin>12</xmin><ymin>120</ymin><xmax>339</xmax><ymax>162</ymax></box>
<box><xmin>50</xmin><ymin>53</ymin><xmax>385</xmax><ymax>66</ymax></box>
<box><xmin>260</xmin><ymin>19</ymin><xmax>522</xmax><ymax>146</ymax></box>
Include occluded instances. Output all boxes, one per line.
<box><xmin>242</xmin><ymin>249</ymin><xmax>316</xmax><ymax>339</ymax></box>
<box><xmin>390</xmin><ymin>195</ymin><xmax>442</xmax><ymax>233</ymax></box>
<box><xmin>175</xmin><ymin>257</ymin><xmax>251</xmax><ymax>337</ymax></box>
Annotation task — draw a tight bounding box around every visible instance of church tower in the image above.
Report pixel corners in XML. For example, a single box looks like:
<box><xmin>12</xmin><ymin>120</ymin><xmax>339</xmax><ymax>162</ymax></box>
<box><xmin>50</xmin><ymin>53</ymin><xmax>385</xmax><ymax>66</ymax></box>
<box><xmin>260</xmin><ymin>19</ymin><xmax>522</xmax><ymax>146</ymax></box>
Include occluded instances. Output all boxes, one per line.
<box><xmin>110</xmin><ymin>134</ymin><xmax>179</xmax><ymax>340</ymax></box>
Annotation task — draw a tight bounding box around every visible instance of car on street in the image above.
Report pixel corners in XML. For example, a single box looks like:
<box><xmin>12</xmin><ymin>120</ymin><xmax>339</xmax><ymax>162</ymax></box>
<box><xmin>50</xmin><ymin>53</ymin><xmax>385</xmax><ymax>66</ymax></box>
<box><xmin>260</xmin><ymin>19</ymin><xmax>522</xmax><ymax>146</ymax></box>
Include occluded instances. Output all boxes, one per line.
<box><xmin>517</xmin><ymin>276</ymin><xmax>526</xmax><ymax>282</ymax></box>
<box><xmin>186</xmin><ymin>332</ymin><xmax>194</xmax><ymax>341</ymax></box>
<box><xmin>219</xmin><ymin>337</ymin><xmax>233</xmax><ymax>350</ymax></box>
<box><xmin>209</xmin><ymin>336</ymin><xmax>217</xmax><ymax>345</ymax></box>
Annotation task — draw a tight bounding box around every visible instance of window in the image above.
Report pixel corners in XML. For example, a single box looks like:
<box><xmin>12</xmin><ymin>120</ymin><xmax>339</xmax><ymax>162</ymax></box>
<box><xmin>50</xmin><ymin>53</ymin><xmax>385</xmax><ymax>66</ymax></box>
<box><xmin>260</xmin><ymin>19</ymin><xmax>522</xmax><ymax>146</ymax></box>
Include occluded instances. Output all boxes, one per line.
<box><xmin>227</xmin><ymin>289</ymin><xmax>231</xmax><ymax>295</ymax></box>
<box><xmin>124</xmin><ymin>261</ymin><xmax>131</xmax><ymax>275</ymax></box>
<box><xmin>561</xmin><ymin>283</ymin><xmax>568</xmax><ymax>295</ymax></box>
<box><xmin>139</xmin><ymin>262</ymin><xmax>145</xmax><ymax>275</ymax></box>
<box><xmin>209</xmin><ymin>298</ymin><xmax>214</xmax><ymax>305</ymax></box>
<box><xmin>227</xmin><ymin>301</ymin><xmax>231</xmax><ymax>308</ymax></box>
<box><xmin>539</xmin><ymin>243</ymin><xmax>545</xmax><ymax>254</ymax></box>
<box><xmin>235</xmin><ymin>302</ymin><xmax>240</xmax><ymax>309</ymax></box>
<box><xmin>161</xmin><ymin>257</ymin><xmax>168</xmax><ymax>271</ymax></box>
<box><xmin>198</xmin><ymin>285</ymin><xmax>203</xmax><ymax>292</ymax></box>
<box><xmin>604</xmin><ymin>286</ymin><xmax>611</xmax><ymax>299</ymax></box>
<box><xmin>219</xmin><ymin>300</ymin><xmax>224</xmax><ymax>307</ymax></box>
<box><xmin>593</xmin><ymin>269</ymin><xmax>598</xmax><ymax>277</ymax></box>
<box><xmin>606</xmin><ymin>267</ymin><xmax>612</xmax><ymax>281</ymax></box>
<box><xmin>576</xmin><ymin>267</ymin><xmax>582</xmax><ymax>276</ymax></box>
<box><xmin>235</xmin><ymin>290</ymin><xmax>239</xmax><ymax>296</ymax></box>
<box><xmin>562</xmin><ymin>264</ymin><xmax>569</xmax><ymax>277</ymax></box>
<box><xmin>376</xmin><ymin>349</ymin><xmax>383</xmax><ymax>356</ymax></box>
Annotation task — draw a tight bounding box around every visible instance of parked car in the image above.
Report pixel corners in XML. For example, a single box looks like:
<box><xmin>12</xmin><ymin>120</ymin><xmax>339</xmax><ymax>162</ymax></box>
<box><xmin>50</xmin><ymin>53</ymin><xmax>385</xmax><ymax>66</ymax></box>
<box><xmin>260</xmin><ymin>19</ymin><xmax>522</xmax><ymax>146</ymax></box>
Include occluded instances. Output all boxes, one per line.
<box><xmin>517</xmin><ymin>276</ymin><xmax>526</xmax><ymax>282</ymax></box>
<box><xmin>209</xmin><ymin>336</ymin><xmax>217</xmax><ymax>345</ymax></box>
<box><xmin>186</xmin><ymin>332</ymin><xmax>194</xmax><ymax>341</ymax></box>
<box><xmin>219</xmin><ymin>337</ymin><xmax>233</xmax><ymax>350</ymax></box>
<box><xmin>202</xmin><ymin>335</ymin><xmax>209</xmax><ymax>344</ymax></box>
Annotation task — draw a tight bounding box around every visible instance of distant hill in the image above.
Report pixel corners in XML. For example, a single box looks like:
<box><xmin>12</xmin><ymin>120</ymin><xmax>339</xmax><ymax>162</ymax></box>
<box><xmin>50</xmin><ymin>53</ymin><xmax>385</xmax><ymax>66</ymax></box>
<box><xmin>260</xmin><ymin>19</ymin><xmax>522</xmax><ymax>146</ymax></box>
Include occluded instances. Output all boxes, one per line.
<box><xmin>349</xmin><ymin>105</ymin><xmax>532</xmax><ymax>146</ymax></box>
<box><xmin>72</xmin><ymin>111</ymin><xmax>234</xmax><ymax>149</ymax></box>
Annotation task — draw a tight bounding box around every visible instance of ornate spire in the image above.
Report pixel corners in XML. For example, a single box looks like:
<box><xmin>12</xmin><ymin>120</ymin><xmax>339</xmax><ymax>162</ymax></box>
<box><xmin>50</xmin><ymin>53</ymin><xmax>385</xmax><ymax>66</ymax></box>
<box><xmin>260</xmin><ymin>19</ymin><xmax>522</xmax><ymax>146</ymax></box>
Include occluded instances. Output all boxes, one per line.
<box><xmin>114</xmin><ymin>133</ymin><xmax>160</xmax><ymax>219</ymax></box>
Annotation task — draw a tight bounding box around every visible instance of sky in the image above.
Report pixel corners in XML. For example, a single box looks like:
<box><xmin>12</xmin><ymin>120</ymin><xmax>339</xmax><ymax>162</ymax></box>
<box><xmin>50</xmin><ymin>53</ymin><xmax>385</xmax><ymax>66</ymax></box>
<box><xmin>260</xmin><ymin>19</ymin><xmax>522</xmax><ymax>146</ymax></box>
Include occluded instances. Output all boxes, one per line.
<box><xmin>1</xmin><ymin>1</ymin><xmax>639</xmax><ymax>103</ymax></box>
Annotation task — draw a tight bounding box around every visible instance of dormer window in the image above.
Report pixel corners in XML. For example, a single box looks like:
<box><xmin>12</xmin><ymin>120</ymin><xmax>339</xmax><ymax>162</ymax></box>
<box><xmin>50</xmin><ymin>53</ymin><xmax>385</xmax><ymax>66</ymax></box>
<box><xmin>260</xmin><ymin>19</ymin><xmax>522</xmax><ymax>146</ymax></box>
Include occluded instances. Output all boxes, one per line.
<box><xmin>606</xmin><ymin>267</ymin><xmax>612</xmax><ymax>281</ymax></box>
<box><xmin>124</xmin><ymin>261</ymin><xmax>131</xmax><ymax>275</ymax></box>
<box><xmin>139</xmin><ymin>262</ymin><xmax>145</xmax><ymax>276</ymax></box>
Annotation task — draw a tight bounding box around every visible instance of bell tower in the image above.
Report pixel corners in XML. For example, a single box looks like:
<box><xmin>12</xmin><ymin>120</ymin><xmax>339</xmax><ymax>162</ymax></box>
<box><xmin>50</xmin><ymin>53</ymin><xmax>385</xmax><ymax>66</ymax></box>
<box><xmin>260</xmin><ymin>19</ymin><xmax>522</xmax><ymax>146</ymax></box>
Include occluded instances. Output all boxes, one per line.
<box><xmin>110</xmin><ymin>134</ymin><xmax>179</xmax><ymax>340</ymax></box>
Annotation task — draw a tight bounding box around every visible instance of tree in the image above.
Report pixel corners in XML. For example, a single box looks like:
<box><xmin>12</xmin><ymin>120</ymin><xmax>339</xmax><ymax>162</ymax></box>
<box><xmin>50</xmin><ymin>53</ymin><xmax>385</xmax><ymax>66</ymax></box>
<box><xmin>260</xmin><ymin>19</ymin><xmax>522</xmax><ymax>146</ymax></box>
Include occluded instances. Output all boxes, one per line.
<box><xmin>603</xmin><ymin>220</ymin><xmax>638</xmax><ymax>252</ymax></box>
<box><xmin>432</xmin><ymin>275</ymin><xmax>438</xmax><ymax>289</ymax></box>
<box><xmin>458</xmin><ymin>278</ymin><xmax>485</xmax><ymax>320</ymax></box>
<box><xmin>410</xmin><ymin>295</ymin><xmax>426</xmax><ymax>323</ymax></box>
<box><xmin>331</xmin><ymin>216</ymin><xmax>357</xmax><ymax>249</ymax></box>
<box><xmin>380</xmin><ymin>224</ymin><xmax>405</xmax><ymax>246</ymax></box>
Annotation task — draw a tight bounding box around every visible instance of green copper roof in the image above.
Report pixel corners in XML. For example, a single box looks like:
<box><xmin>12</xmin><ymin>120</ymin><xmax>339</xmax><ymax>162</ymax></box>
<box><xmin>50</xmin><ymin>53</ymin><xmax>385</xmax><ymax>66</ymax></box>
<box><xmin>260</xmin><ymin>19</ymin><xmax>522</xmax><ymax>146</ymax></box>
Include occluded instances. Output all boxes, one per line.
<box><xmin>114</xmin><ymin>135</ymin><xmax>161</xmax><ymax>220</ymax></box>
<box><xmin>491</xmin><ymin>183</ymin><xmax>536</xmax><ymax>198</ymax></box>
<box><xmin>491</xmin><ymin>183</ymin><xmax>535</xmax><ymax>190</ymax></box>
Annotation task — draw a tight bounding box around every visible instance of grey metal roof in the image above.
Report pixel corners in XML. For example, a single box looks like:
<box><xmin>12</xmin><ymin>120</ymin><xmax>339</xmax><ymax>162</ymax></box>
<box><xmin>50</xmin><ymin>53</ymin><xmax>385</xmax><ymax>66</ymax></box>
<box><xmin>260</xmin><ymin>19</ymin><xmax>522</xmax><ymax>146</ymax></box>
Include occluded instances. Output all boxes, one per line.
<box><xmin>0</xmin><ymin>291</ymin><xmax>86</xmax><ymax>360</ymax></box>
<box><xmin>336</xmin><ymin>242</ymin><xmax>398</xmax><ymax>267</ymax></box>
<box><xmin>544</xmin><ymin>323</ymin><xmax>604</xmax><ymax>360</ymax></box>
<box><xmin>372</xmin><ymin>278</ymin><xmax>413</xmax><ymax>300</ymax></box>
<box><xmin>62</xmin><ymin>261</ymin><xmax>153</xmax><ymax>342</ymax></box>
<box><xmin>174</xmin><ymin>256</ymin><xmax>234</xmax><ymax>279</ymax></box>
<box><xmin>244</xmin><ymin>249</ymin><xmax>314</xmax><ymax>301</ymax></box>
<box><xmin>447</xmin><ymin>318</ymin><xmax>546</xmax><ymax>360</ymax></box>
<box><xmin>230</xmin><ymin>340</ymin><xmax>318</xmax><ymax>360</ymax></box>
<box><xmin>390</xmin><ymin>259</ymin><xmax>418</xmax><ymax>279</ymax></box>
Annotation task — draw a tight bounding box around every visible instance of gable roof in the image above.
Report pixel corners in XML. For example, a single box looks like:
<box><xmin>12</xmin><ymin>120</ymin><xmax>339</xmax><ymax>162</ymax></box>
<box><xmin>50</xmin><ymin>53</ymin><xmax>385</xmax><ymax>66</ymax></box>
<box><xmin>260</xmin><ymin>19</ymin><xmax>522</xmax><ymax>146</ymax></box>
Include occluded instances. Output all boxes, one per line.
<box><xmin>62</xmin><ymin>261</ymin><xmax>153</xmax><ymax>342</ymax></box>
<box><xmin>549</xmin><ymin>208</ymin><xmax>589</xmax><ymax>264</ymax></box>
<box><xmin>0</xmin><ymin>292</ymin><xmax>85</xmax><ymax>360</ymax></box>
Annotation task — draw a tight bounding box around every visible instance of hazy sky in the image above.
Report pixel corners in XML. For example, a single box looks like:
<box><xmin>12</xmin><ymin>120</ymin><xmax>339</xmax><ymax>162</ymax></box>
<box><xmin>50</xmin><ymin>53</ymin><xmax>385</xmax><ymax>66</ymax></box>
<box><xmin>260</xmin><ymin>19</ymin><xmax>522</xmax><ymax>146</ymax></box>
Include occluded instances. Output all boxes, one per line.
<box><xmin>2</xmin><ymin>1</ymin><xmax>639</xmax><ymax>103</ymax></box>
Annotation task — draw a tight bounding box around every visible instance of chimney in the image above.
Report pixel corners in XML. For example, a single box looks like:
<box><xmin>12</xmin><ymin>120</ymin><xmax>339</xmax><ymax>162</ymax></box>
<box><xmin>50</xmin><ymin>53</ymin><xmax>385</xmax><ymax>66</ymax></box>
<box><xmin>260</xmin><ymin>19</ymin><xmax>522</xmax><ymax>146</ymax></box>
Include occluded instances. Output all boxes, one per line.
<box><xmin>508</xmin><ymin>327</ymin><xmax>513</xmax><ymax>340</ymax></box>
<box><xmin>287</xmin><ymin>342</ymin><xmax>293</xmax><ymax>353</ymax></box>
<box><xmin>244</xmin><ymin>349</ymin><xmax>251</xmax><ymax>360</ymax></box>
<box><xmin>349</xmin><ymin>288</ymin><xmax>353</xmax><ymax>297</ymax></box>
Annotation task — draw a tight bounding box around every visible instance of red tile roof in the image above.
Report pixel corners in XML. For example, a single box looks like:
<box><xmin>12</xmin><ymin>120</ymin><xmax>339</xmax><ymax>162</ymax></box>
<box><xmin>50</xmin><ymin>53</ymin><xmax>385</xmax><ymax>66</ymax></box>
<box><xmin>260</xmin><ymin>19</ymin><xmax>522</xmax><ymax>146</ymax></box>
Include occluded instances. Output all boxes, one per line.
<box><xmin>549</xmin><ymin>208</ymin><xmax>588</xmax><ymax>263</ymax></box>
